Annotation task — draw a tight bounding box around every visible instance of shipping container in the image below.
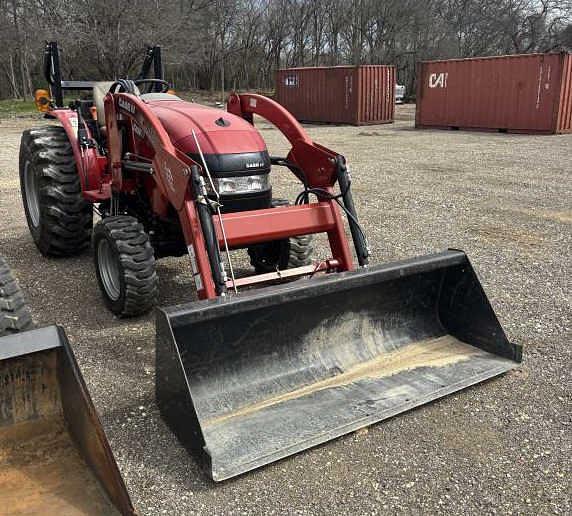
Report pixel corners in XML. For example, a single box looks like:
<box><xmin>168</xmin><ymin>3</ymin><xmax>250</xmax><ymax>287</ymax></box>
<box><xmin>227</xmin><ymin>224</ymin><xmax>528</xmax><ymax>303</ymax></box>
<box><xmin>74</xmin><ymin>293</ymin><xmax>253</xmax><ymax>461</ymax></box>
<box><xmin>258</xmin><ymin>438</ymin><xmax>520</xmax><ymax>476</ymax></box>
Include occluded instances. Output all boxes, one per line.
<box><xmin>416</xmin><ymin>53</ymin><xmax>572</xmax><ymax>134</ymax></box>
<box><xmin>276</xmin><ymin>65</ymin><xmax>395</xmax><ymax>125</ymax></box>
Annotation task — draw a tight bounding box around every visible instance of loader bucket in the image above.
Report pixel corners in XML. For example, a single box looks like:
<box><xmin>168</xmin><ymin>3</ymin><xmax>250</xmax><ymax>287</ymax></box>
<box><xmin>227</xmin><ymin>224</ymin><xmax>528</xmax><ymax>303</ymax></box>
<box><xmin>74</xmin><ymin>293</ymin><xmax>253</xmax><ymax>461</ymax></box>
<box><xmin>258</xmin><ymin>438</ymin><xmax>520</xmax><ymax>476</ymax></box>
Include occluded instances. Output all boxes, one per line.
<box><xmin>0</xmin><ymin>326</ymin><xmax>134</xmax><ymax>515</ymax></box>
<box><xmin>156</xmin><ymin>250</ymin><xmax>521</xmax><ymax>481</ymax></box>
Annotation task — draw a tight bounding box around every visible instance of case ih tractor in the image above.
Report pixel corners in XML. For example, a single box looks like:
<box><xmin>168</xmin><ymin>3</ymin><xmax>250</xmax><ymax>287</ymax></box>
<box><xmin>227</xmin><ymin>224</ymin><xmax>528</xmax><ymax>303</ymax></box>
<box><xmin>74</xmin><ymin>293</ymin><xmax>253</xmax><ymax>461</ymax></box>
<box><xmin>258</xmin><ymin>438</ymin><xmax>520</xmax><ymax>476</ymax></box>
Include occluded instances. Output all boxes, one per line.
<box><xmin>19</xmin><ymin>42</ymin><xmax>521</xmax><ymax>481</ymax></box>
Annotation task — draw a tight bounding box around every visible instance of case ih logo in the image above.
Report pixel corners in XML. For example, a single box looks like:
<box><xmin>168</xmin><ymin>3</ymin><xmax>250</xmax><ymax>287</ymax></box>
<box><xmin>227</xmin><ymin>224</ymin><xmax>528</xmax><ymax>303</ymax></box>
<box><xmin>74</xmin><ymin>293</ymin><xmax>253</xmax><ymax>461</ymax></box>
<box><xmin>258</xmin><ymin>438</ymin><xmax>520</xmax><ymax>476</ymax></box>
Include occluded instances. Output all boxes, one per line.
<box><xmin>245</xmin><ymin>161</ymin><xmax>264</xmax><ymax>169</ymax></box>
<box><xmin>429</xmin><ymin>72</ymin><xmax>448</xmax><ymax>88</ymax></box>
<box><xmin>118</xmin><ymin>98</ymin><xmax>136</xmax><ymax>114</ymax></box>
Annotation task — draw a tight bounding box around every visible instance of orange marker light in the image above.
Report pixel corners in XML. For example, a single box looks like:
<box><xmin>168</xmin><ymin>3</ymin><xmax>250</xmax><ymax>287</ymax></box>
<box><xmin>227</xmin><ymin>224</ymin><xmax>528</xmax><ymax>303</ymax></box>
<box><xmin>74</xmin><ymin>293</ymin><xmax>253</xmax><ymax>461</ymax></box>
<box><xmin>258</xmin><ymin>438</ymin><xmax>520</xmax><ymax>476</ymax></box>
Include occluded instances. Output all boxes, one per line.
<box><xmin>34</xmin><ymin>89</ymin><xmax>51</xmax><ymax>112</ymax></box>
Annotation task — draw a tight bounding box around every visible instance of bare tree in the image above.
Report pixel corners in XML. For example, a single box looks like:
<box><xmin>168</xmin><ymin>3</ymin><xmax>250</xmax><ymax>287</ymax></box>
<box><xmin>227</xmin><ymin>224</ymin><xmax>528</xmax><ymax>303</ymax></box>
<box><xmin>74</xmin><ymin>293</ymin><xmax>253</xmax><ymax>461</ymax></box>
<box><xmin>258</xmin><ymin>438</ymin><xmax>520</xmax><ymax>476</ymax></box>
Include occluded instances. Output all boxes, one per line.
<box><xmin>0</xmin><ymin>0</ymin><xmax>569</xmax><ymax>99</ymax></box>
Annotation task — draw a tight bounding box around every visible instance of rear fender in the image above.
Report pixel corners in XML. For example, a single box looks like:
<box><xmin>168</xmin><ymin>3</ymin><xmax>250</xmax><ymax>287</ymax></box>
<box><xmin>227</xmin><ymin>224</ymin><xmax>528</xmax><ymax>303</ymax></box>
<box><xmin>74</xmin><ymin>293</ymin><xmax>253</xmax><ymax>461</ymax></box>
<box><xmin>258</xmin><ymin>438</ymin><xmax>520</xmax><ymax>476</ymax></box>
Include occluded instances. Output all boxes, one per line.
<box><xmin>49</xmin><ymin>109</ymin><xmax>81</xmax><ymax>158</ymax></box>
<box><xmin>49</xmin><ymin>109</ymin><xmax>105</xmax><ymax>193</ymax></box>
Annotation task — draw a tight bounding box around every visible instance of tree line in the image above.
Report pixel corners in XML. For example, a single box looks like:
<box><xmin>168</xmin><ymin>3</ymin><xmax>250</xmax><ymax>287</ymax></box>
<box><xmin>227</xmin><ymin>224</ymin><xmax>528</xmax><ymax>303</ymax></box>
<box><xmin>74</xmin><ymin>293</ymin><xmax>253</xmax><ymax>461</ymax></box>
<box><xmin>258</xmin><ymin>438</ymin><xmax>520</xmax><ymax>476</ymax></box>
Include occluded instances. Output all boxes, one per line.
<box><xmin>1</xmin><ymin>0</ymin><xmax>571</xmax><ymax>100</ymax></box>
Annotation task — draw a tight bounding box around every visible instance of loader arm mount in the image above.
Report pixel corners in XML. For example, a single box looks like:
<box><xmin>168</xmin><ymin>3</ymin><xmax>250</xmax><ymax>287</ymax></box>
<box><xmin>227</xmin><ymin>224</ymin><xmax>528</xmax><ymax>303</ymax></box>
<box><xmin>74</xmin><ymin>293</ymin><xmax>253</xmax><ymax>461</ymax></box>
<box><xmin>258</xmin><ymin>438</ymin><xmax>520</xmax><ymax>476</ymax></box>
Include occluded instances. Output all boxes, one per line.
<box><xmin>104</xmin><ymin>91</ymin><xmax>223</xmax><ymax>299</ymax></box>
<box><xmin>105</xmin><ymin>91</ymin><xmax>365</xmax><ymax>300</ymax></box>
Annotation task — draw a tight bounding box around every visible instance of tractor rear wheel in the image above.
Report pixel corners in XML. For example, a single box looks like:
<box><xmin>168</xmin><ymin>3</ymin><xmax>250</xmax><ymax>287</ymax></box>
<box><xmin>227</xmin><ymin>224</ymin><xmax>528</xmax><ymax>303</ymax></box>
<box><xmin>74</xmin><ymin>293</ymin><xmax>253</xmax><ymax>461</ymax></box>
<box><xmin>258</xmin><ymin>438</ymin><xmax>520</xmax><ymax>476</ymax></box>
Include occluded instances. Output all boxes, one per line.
<box><xmin>19</xmin><ymin>125</ymin><xmax>92</xmax><ymax>257</ymax></box>
<box><xmin>248</xmin><ymin>199</ymin><xmax>314</xmax><ymax>273</ymax></box>
<box><xmin>93</xmin><ymin>216</ymin><xmax>158</xmax><ymax>317</ymax></box>
<box><xmin>0</xmin><ymin>256</ymin><xmax>33</xmax><ymax>336</ymax></box>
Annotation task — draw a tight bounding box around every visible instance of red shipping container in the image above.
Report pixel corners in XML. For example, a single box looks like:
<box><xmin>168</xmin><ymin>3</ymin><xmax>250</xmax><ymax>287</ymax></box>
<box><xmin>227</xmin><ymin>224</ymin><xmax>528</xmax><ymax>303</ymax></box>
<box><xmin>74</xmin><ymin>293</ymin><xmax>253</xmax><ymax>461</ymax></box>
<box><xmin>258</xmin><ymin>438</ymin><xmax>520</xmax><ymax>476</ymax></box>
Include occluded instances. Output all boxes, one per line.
<box><xmin>275</xmin><ymin>65</ymin><xmax>395</xmax><ymax>125</ymax></box>
<box><xmin>416</xmin><ymin>53</ymin><xmax>572</xmax><ymax>134</ymax></box>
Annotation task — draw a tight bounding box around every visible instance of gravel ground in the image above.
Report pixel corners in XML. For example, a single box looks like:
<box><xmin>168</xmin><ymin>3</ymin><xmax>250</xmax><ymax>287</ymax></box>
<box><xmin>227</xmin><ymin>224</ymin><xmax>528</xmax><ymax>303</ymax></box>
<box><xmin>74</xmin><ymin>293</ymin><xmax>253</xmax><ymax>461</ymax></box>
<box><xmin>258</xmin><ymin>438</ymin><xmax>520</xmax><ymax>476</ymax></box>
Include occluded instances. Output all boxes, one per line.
<box><xmin>0</xmin><ymin>105</ymin><xmax>570</xmax><ymax>515</ymax></box>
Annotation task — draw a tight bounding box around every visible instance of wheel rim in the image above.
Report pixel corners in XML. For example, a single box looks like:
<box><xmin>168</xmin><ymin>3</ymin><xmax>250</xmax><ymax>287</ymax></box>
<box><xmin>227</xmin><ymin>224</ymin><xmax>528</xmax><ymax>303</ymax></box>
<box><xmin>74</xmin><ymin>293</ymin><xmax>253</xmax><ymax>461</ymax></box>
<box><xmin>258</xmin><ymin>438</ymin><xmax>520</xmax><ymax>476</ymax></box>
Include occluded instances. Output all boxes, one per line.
<box><xmin>24</xmin><ymin>161</ymin><xmax>40</xmax><ymax>228</ymax></box>
<box><xmin>97</xmin><ymin>239</ymin><xmax>121</xmax><ymax>301</ymax></box>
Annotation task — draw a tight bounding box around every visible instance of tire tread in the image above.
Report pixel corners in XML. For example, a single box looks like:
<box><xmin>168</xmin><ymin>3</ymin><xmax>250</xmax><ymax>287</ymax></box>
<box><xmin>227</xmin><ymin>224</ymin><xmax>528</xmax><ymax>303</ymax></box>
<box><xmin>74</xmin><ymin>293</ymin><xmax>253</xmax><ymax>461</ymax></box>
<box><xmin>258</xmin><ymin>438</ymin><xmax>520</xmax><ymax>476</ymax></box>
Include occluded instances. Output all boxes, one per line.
<box><xmin>20</xmin><ymin>125</ymin><xmax>92</xmax><ymax>256</ymax></box>
<box><xmin>0</xmin><ymin>256</ymin><xmax>33</xmax><ymax>336</ymax></box>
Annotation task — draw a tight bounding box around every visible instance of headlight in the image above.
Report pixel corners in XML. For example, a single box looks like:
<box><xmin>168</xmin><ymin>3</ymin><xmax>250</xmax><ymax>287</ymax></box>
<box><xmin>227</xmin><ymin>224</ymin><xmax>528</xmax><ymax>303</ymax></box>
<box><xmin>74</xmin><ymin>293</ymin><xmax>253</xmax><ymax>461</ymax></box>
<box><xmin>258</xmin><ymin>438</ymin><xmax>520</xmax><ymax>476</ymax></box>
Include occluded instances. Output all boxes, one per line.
<box><xmin>210</xmin><ymin>174</ymin><xmax>270</xmax><ymax>195</ymax></box>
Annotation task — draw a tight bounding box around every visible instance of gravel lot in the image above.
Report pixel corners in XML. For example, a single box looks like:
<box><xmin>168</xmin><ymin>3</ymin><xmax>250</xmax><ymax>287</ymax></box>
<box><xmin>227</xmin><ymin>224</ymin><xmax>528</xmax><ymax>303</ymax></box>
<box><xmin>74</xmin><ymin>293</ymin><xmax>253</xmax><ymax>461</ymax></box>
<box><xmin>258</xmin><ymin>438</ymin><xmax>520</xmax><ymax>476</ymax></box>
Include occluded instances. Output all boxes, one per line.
<box><xmin>0</xmin><ymin>105</ymin><xmax>570</xmax><ymax>515</ymax></box>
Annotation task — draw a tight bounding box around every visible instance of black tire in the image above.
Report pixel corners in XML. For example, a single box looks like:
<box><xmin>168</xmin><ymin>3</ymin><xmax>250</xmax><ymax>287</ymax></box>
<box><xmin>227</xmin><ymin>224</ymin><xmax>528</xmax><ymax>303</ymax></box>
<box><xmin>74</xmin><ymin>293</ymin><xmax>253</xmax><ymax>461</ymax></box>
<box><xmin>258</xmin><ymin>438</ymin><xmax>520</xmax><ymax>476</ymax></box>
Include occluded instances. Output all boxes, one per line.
<box><xmin>19</xmin><ymin>125</ymin><xmax>92</xmax><ymax>256</ymax></box>
<box><xmin>248</xmin><ymin>235</ymin><xmax>314</xmax><ymax>274</ymax></box>
<box><xmin>0</xmin><ymin>256</ymin><xmax>33</xmax><ymax>336</ymax></box>
<box><xmin>93</xmin><ymin>216</ymin><xmax>158</xmax><ymax>317</ymax></box>
<box><xmin>248</xmin><ymin>198</ymin><xmax>314</xmax><ymax>273</ymax></box>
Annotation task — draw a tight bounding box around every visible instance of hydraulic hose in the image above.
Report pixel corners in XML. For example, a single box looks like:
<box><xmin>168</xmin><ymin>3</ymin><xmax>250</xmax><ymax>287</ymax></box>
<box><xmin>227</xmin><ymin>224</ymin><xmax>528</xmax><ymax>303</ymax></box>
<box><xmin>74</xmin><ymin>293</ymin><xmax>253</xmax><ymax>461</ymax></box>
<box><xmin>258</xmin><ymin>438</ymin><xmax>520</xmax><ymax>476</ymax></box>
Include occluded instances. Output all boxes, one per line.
<box><xmin>190</xmin><ymin>166</ymin><xmax>227</xmax><ymax>295</ymax></box>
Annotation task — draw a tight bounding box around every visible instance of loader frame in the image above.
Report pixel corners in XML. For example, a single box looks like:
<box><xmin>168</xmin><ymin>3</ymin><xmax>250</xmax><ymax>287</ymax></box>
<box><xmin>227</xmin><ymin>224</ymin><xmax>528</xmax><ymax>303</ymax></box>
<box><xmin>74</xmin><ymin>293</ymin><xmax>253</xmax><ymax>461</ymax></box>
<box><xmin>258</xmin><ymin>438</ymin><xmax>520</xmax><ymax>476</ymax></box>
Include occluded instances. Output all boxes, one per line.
<box><xmin>100</xmin><ymin>91</ymin><xmax>367</xmax><ymax>299</ymax></box>
<box><xmin>46</xmin><ymin>90</ymin><xmax>366</xmax><ymax>300</ymax></box>
<box><xmin>41</xmin><ymin>40</ymin><xmax>369</xmax><ymax>301</ymax></box>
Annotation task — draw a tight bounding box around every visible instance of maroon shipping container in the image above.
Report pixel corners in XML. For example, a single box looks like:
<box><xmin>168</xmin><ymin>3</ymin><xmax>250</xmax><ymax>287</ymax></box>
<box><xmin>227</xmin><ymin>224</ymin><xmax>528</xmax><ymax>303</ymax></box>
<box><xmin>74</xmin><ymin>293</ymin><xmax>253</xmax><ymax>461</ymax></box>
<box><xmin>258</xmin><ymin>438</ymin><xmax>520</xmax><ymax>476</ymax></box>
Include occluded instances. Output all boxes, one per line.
<box><xmin>275</xmin><ymin>65</ymin><xmax>395</xmax><ymax>125</ymax></box>
<box><xmin>416</xmin><ymin>53</ymin><xmax>572</xmax><ymax>134</ymax></box>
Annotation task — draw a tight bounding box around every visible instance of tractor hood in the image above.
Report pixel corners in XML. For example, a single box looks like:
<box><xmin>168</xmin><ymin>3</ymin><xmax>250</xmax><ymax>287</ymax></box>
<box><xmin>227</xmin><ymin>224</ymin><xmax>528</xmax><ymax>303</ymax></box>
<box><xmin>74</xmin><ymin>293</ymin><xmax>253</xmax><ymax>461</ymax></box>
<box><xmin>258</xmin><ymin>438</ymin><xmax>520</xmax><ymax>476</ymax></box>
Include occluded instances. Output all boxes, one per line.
<box><xmin>144</xmin><ymin>97</ymin><xmax>267</xmax><ymax>156</ymax></box>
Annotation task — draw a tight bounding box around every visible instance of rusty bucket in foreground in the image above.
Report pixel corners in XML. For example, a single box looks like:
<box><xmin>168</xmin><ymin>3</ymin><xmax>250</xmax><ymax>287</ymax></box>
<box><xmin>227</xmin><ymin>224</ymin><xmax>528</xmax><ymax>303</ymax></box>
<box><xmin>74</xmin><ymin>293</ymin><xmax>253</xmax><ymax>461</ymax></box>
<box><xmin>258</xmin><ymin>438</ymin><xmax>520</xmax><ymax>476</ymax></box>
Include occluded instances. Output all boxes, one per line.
<box><xmin>156</xmin><ymin>250</ymin><xmax>522</xmax><ymax>481</ymax></box>
<box><xmin>0</xmin><ymin>326</ymin><xmax>134</xmax><ymax>515</ymax></box>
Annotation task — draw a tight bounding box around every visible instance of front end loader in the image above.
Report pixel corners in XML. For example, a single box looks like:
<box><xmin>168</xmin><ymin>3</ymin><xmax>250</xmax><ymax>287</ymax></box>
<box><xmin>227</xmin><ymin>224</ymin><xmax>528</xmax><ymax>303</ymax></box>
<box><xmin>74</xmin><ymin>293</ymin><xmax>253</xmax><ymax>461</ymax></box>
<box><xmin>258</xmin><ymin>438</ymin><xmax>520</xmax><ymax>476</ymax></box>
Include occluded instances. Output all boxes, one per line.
<box><xmin>0</xmin><ymin>256</ymin><xmax>134</xmax><ymax>513</ymax></box>
<box><xmin>20</xmin><ymin>41</ymin><xmax>522</xmax><ymax>481</ymax></box>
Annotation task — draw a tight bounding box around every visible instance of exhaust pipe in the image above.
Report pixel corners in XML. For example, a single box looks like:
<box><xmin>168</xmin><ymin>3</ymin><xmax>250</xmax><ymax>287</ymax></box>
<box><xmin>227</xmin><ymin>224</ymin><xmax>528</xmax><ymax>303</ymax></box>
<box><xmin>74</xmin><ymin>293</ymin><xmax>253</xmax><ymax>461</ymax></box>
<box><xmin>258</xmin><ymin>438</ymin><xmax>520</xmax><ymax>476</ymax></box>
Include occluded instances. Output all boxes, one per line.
<box><xmin>156</xmin><ymin>250</ymin><xmax>521</xmax><ymax>481</ymax></box>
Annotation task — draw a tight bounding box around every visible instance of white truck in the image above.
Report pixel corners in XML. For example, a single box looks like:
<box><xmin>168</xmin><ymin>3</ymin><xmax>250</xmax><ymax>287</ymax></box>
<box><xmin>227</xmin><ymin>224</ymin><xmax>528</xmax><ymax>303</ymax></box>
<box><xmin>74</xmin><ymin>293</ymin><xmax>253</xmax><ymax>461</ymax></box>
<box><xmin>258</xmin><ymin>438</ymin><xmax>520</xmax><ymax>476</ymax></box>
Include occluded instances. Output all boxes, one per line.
<box><xmin>395</xmin><ymin>83</ymin><xmax>406</xmax><ymax>103</ymax></box>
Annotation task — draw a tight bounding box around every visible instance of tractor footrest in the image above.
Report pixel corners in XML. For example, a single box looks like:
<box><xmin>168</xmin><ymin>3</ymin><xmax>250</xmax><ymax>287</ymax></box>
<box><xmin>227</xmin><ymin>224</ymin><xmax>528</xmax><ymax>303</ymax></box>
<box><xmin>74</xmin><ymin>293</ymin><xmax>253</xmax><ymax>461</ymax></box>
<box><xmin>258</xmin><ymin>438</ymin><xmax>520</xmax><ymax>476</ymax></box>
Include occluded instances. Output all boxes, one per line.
<box><xmin>83</xmin><ymin>184</ymin><xmax>111</xmax><ymax>202</ymax></box>
<box><xmin>226</xmin><ymin>261</ymin><xmax>339</xmax><ymax>289</ymax></box>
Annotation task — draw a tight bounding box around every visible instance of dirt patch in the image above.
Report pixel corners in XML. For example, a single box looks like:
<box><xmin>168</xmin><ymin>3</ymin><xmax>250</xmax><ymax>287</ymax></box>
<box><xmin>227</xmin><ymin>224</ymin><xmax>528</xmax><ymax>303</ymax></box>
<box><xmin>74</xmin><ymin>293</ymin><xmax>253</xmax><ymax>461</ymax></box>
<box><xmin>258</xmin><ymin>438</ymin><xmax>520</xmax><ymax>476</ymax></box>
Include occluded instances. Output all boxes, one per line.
<box><xmin>205</xmin><ymin>335</ymin><xmax>482</xmax><ymax>427</ymax></box>
<box><xmin>467</xmin><ymin>224</ymin><xmax>546</xmax><ymax>249</ymax></box>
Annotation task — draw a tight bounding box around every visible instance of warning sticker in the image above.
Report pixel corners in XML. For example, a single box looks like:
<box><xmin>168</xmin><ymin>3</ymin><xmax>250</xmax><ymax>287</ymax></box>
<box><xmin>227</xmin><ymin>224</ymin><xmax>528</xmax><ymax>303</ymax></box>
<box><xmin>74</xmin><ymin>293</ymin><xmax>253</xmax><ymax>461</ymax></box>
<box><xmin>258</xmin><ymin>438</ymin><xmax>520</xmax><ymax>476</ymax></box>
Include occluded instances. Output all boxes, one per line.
<box><xmin>187</xmin><ymin>244</ymin><xmax>203</xmax><ymax>291</ymax></box>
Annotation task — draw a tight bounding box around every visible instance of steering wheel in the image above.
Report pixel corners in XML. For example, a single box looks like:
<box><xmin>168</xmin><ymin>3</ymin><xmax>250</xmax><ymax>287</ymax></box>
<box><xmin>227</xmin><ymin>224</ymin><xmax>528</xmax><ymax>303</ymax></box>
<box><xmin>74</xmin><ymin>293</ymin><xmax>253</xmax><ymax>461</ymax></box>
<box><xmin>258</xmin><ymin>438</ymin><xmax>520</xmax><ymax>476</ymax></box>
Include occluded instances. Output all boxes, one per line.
<box><xmin>134</xmin><ymin>79</ymin><xmax>170</xmax><ymax>94</ymax></box>
<box><xmin>110</xmin><ymin>79</ymin><xmax>170</xmax><ymax>95</ymax></box>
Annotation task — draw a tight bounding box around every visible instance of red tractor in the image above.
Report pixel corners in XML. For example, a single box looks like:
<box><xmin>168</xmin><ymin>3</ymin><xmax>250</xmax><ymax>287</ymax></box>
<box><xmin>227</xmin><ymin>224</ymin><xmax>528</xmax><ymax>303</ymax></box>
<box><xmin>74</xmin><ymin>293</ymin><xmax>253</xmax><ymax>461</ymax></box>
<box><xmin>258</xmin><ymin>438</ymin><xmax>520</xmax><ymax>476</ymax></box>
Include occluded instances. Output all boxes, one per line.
<box><xmin>20</xmin><ymin>42</ymin><xmax>520</xmax><ymax>481</ymax></box>
<box><xmin>21</xmin><ymin>42</ymin><xmax>365</xmax><ymax>315</ymax></box>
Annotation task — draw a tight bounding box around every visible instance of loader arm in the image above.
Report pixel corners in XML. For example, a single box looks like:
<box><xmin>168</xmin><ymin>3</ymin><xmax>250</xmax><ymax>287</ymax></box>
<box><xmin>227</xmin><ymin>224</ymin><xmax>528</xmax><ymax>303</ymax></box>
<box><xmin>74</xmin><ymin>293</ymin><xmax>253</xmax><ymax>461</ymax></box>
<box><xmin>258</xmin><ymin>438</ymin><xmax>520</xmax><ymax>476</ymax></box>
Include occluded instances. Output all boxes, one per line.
<box><xmin>107</xmin><ymin>91</ymin><xmax>358</xmax><ymax>300</ymax></box>
<box><xmin>227</xmin><ymin>93</ymin><xmax>339</xmax><ymax>187</ymax></box>
<box><xmin>104</xmin><ymin>92</ymin><xmax>221</xmax><ymax>298</ymax></box>
<box><xmin>226</xmin><ymin>92</ymin><xmax>368</xmax><ymax>265</ymax></box>
<box><xmin>104</xmin><ymin>92</ymin><xmax>193</xmax><ymax>210</ymax></box>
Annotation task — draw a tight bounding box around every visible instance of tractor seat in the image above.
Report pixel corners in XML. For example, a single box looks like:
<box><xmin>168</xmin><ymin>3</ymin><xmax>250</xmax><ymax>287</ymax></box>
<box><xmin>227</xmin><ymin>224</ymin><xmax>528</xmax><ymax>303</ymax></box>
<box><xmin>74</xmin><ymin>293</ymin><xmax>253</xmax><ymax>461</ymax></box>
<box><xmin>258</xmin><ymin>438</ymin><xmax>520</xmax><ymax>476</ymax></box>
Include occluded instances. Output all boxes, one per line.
<box><xmin>92</xmin><ymin>82</ymin><xmax>115</xmax><ymax>127</ymax></box>
<box><xmin>92</xmin><ymin>81</ymin><xmax>143</xmax><ymax>126</ymax></box>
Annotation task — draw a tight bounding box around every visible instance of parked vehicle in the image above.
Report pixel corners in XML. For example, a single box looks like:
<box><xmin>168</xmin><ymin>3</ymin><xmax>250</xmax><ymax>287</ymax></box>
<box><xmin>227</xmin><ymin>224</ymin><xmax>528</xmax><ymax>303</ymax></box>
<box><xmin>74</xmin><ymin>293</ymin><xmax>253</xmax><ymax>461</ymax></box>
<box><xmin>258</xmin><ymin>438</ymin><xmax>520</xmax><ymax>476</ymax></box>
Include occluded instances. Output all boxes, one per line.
<box><xmin>395</xmin><ymin>83</ymin><xmax>406</xmax><ymax>103</ymax></box>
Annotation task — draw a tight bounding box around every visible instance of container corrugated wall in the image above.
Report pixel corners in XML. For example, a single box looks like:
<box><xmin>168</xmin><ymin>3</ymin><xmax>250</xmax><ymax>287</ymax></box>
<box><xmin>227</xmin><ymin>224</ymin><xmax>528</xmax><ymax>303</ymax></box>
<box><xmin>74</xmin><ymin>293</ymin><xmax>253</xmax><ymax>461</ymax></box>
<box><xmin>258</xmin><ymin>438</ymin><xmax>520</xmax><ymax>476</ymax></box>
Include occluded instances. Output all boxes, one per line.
<box><xmin>276</xmin><ymin>65</ymin><xmax>395</xmax><ymax>125</ymax></box>
<box><xmin>416</xmin><ymin>53</ymin><xmax>572</xmax><ymax>134</ymax></box>
<box><xmin>357</xmin><ymin>66</ymin><xmax>395</xmax><ymax>124</ymax></box>
<box><xmin>556</xmin><ymin>53</ymin><xmax>572</xmax><ymax>133</ymax></box>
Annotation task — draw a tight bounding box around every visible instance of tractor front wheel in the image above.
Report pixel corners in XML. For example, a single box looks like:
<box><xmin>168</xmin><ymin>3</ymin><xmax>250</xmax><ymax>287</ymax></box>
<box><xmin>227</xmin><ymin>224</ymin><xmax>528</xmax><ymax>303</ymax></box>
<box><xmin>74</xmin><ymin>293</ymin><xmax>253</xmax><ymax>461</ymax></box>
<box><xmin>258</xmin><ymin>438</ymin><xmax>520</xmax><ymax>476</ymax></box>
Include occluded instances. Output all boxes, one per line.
<box><xmin>19</xmin><ymin>125</ymin><xmax>92</xmax><ymax>256</ymax></box>
<box><xmin>93</xmin><ymin>216</ymin><xmax>158</xmax><ymax>317</ymax></box>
